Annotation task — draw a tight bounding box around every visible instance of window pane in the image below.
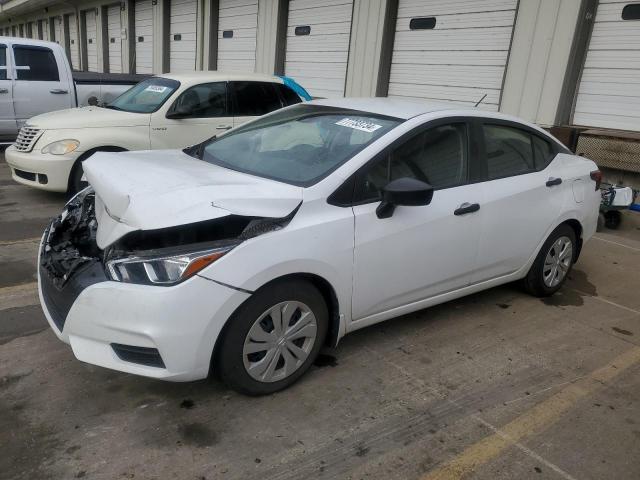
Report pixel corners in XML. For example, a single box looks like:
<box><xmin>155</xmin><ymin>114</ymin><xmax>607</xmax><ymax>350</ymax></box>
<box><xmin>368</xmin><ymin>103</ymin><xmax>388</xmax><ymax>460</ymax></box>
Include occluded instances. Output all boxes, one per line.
<box><xmin>108</xmin><ymin>77</ymin><xmax>180</xmax><ymax>113</ymax></box>
<box><xmin>232</xmin><ymin>82</ymin><xmax>282</xmax><ymax>116</ymax></box>
<box><xmin>275</xmin><ymin>84</ymin><xmax>302</xmax><ymax>106</ymax></box>
<box><xmin>13</xmin><ymin>46</ymin><xmax>59</xmax><ymax>81</ymax></box>
<box><xmin>484</xmin><ymin>125</ymin><xmax>534</xmax><ymax>180</ymax></box>
<box><xmin>0</xmin><ymin>47</ymin><xmax>7</xmax><ymax>80</ymax></box>
<box><xmin>532</xmin><ymin>135</ymin><xmax>554</xmax><ymax>169</ymax></box>
<box><xmin>170</xmin><ymin>82</ymin><xmax>226</xmax><ymax>118</ymax></box>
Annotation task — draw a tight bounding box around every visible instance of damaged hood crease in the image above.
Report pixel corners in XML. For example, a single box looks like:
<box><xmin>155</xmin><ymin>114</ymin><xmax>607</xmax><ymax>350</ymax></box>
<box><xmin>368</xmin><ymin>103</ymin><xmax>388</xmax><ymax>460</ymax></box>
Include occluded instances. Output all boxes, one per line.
<box><xmin>83</xmin><ymin>150</ymin><xmax>304</xmax><ymax>249</ymax></box>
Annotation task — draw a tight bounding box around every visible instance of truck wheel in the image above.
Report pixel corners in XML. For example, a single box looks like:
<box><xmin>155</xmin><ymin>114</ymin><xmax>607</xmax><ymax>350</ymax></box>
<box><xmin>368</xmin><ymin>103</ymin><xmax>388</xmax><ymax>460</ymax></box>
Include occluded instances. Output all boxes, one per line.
<box><xmin>604</xmin><ymin>211</ymin><xmax>621</xmax><ymax>230</ymax></box>
<box><xmin>215</xmin><ymin>279</ymin><xmax>328</xmax><ymax>395</ymax></box>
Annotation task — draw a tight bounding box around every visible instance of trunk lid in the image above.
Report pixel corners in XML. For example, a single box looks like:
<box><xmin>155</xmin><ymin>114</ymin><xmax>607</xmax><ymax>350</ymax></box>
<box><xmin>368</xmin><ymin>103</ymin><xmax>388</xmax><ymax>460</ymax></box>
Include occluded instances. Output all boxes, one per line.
<box><xmin>83</xmin><ymin>150</ymin><xmax>304</xmax><ymax>249</ymax></box>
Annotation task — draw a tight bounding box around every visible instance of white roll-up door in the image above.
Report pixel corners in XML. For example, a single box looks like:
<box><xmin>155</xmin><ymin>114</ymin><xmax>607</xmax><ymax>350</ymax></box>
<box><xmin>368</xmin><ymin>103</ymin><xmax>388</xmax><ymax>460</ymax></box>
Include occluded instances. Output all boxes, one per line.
<box><xmin>84</xmin><ymin>10</ymin><xmax>98</xmax><ymax>71</ymax></box>
<box><xmin>134</xmin><ymin>0</ymin><xmax>154</xmax><ymax>73</ymax></box>
<box><xmin>388</xmin><ymin>0</ymin><xmax>518</xmax><ymax>111</ymax></box>
<box><xmin>217</xmin><ymin>0</ymin><xmax>258</xmax><ymax>72</ymax></box>
<box><xmin>40</xmin><ymin>19</ymin><xmax>50</xmax><ymax>40</ymax></box>
<box><xmin>53</xmin><ymin>18</ymin><xmax>62</xmax><ymax>44</ymax></box>
<box><xmin>284</xmin><ymin>0</ymin><xmax>354</xmax><ymax>98</ymax></box>
<box><xmin>107</xmin><ymin>5</ymin><xmax>123</xmax><ymax>73</ymax></box>
<box><xmin>29</xmin><ymin>22</ymin><xmax>37</xmax><ymax>38</ymax></box>
<box><xmin>573</xmin><ymin>1</ymin><xmax>640</xmax><ymax>131</ymax></box>
<box><xmin>169</xmin><ymin>0</ymin><xmax>198</xmax><ymax>72</ymax></box>
<box><xmin>68</xmin><ymin>14</ymin><xmax>80</xmax><ymax>70</ymax></box>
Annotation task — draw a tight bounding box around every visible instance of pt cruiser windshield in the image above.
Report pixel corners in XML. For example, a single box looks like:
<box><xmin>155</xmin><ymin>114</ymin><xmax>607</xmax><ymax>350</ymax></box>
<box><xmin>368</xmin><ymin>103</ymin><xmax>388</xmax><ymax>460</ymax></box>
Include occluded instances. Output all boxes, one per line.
<box><xmin>106</xmin><ymin>77</ymin><xmax>180</xmax><ymax>114</ymax></box>
<box><xmin>194</xmin><ymin>105</ymin><xmax>402</xmax><ymax>186</ymax></box>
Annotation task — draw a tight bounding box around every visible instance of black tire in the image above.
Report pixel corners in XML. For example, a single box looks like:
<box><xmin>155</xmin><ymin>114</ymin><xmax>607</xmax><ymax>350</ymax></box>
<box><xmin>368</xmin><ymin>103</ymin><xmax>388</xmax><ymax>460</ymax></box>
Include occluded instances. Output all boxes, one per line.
<box><xmin>523</xmin><ymin>224</ymin><xmax>577</xmax><ymax>297</ymax></box>
<box><xmin>604</xmin><ymin>211</ymin><xmax>621</xmax><ymax>230</ymax></box>
<box><xmin>68</xmin><ymin>159</ymin><xmax>87</xmax><ymax>196</ymax></box>
<box><xmin>215</xmin><ymin>279</ymin><xmax>328</xmax><ymax>395</ymax></box>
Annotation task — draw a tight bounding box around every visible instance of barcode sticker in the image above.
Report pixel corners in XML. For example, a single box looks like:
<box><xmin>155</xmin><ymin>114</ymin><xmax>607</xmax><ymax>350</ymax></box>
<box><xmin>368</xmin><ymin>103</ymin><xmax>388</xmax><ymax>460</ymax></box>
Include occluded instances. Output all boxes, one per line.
<box><xmin>335</xmin><ymin>118</ymin><xmax>383</xmax><ymax>133</ymax></box>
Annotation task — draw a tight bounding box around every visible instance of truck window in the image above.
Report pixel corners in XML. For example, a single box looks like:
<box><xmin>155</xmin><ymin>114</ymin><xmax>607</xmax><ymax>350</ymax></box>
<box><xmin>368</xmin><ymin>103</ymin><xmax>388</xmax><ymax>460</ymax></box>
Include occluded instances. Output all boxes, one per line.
<box><xmin>0</xmin><ymin>46</ymin><xmax>7</xmax><ymax>80</ymax></box>
<box><xmin>13</xmin><ymin>45</ymin><xmax>59</xmax><ymax>81</ymax></box>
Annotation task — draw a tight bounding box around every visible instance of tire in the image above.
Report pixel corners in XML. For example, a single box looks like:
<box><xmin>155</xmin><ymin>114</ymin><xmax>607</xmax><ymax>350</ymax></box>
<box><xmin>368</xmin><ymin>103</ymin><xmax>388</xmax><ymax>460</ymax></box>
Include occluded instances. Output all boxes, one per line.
<box><xmin>597</xmin><ymin>213</ymin><xmax>605</xmax><ymax>232</ymax></box>
<box><xmin>604</xmin><ymin>211</ymin><xmax>621</xmax><ymax>230</ymax></box>
<box><xmin>523</xmin><ymin>224</ymin><xmax>577</xmax><ymax>297</ymax></box>
<box><xmin>68</xmin><ymin>159</ymin><xmax>88</xmax><ymax>196</ymax></box>
<box><xmin>215</xmin><ymin>279</ymin><xmax>328</xmax><ymax>395</ymax></box>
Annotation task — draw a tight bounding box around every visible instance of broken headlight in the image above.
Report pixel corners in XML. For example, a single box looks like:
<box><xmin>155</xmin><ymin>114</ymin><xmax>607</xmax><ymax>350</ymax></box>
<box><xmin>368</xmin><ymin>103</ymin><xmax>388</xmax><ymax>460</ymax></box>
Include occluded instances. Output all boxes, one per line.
<box><xmin>106</xmin><ymin>244</ymin><xmax>236</xmax><ymax>286</ymax></box>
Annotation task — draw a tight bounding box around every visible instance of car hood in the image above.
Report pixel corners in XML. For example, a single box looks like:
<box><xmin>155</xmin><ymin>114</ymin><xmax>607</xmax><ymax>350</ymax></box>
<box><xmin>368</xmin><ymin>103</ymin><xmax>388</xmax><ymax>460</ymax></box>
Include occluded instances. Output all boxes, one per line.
<box><xmin>27</xmin><ymin>106</ymin><xmax>150</xmax><ymax>130</ymax></box>
<box><xmin>83</xmin><ymin>149</ymin><xmax>304</xmax><ymax>249</ymax></box>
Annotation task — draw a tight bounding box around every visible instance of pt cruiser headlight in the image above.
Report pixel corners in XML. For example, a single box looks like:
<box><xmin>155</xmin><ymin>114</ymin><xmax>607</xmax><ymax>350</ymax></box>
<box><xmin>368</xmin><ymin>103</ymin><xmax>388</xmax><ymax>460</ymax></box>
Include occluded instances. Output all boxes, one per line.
<box><xmin>42</xmin><ymin>139</ymin><xmax>80</xmax><ymax>155</ymax></box>
<box><xmin>106</xmin><ymin>245</ymin><xmax>236</xmax><ymax>286</ymax></box>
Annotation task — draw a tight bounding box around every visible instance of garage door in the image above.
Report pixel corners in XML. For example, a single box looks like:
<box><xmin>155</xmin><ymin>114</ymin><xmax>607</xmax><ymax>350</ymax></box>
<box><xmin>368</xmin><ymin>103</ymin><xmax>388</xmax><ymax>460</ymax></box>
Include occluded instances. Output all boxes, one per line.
<box><xmin>388</xmin><ymin>0</ymin><xmax>518</xmax><ymax>110</ymax></box>
<box><xmin>573</xmin><ymin>1</ymin><xmax>640</xmax><ymax>131</ymax></box>
<box><xmin>284</xmin><ymin>0</ymin><xmax>354</xmax><ymax>98</ymax></box>
<box><xmin>84</xmin><ymin>10</ymin><xmax>98</xmax><ymax>71</ymax></box>
<box><xmin>39</xmin><ymin>19</ymin><xmax>50</xmax><ymax>40</ymax></box>
<box><xmin>107</xmin><ymin>5</ymin><xmax>123</xmax><ymax>73</ymax></box>
<box><xmin>217</xmin><ymin>0</ymin><xmax>258</xmax><ymax>72</ymax></box>
<box><xmin>53</xmin><ymin>18</ymin><xmax>62</xmax><ymax>44</ymax></box>
<box><xmin>134</xmin><ymin>0</ymin><xmax>154</xmax><ymax>73</ymax></box>
<box><xmin>68</xmin><ymin>14</ymin><xmax>80</xmax><ymax>70</ymax></box>
<box><xmin>169</xmin><ymin>0</ymin><xmax>198</xmax><ymax>72</ymax></box>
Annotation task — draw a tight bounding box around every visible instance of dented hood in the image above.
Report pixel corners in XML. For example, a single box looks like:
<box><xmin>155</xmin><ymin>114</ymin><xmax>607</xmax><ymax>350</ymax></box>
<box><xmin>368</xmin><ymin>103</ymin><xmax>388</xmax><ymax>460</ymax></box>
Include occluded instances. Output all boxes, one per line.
<box><xmin>83</xmin><ymin>150</ymin><xmax>303</xmax><ymax>248</ymax></box>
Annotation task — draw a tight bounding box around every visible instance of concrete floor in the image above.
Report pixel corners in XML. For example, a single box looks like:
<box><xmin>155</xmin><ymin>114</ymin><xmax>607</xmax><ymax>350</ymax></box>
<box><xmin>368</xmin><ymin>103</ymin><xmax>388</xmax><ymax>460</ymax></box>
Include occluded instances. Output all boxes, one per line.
<box><xmin>1</xmin><ymin>156</ymin><xmax>639</xmax><ymax>480</ymax></box>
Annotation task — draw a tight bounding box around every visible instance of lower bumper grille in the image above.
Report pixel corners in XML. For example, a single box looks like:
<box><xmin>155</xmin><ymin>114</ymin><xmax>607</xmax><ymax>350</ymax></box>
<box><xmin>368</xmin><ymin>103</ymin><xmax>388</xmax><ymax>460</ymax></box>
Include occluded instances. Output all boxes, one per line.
<box><xmin>111</xmin><ymin>344</ymin><xmax>166</xmax><ymax>368</ymax></box>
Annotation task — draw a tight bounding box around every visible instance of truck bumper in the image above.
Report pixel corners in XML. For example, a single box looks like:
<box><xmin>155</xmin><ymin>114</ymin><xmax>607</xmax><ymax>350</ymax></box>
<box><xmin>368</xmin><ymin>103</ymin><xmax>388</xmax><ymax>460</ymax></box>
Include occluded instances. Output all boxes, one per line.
<box><xmin>5</xmin><ymin>145</ymin><xmax>79</xmax><ymax>192</ymax></box>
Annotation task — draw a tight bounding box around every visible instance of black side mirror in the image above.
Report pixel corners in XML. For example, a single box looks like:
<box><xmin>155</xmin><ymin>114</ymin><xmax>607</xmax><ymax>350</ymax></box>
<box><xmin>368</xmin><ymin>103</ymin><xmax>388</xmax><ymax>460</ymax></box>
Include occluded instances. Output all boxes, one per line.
<box><xmin>376</xmin><ymin>177</ymin><xmax>434</xmax><ymax>219</ymax></box>
<box><xmin>166</xmin><ymin>104</ymin><xmax>193</xmax><ymax>119</ymax></box>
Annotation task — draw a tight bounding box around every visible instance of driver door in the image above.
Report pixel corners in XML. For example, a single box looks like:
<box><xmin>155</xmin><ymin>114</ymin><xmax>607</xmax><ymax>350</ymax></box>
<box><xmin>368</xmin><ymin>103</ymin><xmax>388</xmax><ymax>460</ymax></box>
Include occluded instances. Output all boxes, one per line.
<box><xmin>351</xmin><ymin>122</ymin><xmax>483</xmax><ymax>321</ymax></box>
<box><xmin>150</xmin><ymin>81</ymin><xmax>234</xmax><ymax>149</ymax></box>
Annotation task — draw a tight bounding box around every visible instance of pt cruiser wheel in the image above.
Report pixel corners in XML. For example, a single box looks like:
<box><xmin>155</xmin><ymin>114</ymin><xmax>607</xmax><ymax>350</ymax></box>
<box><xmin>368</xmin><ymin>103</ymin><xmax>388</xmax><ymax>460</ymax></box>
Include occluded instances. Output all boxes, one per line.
<box><xmin>216</xmin><ymin>280</ymin><xmax>328</xmax><ymax>395</ymax></box>
<box><xmin>524</xmin><ymin>225</ymin><xmax>576</xmax><ymax>297</ymax></box>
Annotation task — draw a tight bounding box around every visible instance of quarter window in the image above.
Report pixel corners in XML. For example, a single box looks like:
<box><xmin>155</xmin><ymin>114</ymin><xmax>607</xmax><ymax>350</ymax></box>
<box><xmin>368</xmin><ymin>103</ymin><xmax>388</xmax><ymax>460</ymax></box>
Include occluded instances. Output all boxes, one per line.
<box><xmin>231</xmin><ymin>81</ymin><xmax>283</xmax><ymax>116</ymax></box>
<box><xmin>168</xmin><ymin>82</ymin><xmax>227</xmax><ymax>118</ymax></box>
<box><xmin>532</xmin><ymin>135</ymin><xmax>554</xmax><ymax>170</ymax></box>
<box><xmin>13</xmin><ymin>46</ymin><xmax>59</xmax><ymax>81</ymax></box>
<box><xmin>358</xmin><ymin>123</ymin><xmax>468</xmax><ymax>201</ymax></box>
<box><xmin>483</xmin><ymin>125</ymin><xmax>535</xmax><ymax>180</ymax></box>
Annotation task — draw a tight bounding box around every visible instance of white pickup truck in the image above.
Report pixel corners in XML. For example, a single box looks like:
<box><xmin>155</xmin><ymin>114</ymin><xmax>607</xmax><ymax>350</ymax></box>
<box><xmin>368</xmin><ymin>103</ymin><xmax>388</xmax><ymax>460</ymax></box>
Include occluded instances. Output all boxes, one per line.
<box><xmin>0</xmin><ymin>37</ymin><xmax>147</xmax><ymax>144</ymax></box>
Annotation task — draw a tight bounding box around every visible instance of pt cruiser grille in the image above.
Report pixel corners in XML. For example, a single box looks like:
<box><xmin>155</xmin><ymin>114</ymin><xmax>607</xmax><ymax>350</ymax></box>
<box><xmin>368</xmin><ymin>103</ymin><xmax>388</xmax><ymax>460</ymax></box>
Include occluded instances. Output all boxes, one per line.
<box><xmin>14</xmin><ymin>126</ymin><xmax>43</xmax><ymax>152</ymax></box>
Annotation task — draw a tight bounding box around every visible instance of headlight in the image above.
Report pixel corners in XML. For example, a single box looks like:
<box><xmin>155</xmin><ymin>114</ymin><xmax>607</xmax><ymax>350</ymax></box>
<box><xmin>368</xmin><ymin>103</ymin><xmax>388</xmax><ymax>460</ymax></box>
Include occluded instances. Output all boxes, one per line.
<box><xmin>106</xmin><ymin>245</ymin><xmax>236</xmax><ymax>286</ymax></box>
<box><xmin>42</xmin><ymin>139</ymin><xmax>80</xmax><ymax>155</ymax></box>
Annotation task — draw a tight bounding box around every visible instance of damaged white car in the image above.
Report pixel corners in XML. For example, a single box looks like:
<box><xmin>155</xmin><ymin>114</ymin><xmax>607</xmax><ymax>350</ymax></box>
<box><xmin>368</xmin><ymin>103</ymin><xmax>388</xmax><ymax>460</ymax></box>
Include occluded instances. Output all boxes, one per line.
<box><xmin>38</xmin><ymin>99</ymin><xmax>601</xmax><ymax>395</ymax></box>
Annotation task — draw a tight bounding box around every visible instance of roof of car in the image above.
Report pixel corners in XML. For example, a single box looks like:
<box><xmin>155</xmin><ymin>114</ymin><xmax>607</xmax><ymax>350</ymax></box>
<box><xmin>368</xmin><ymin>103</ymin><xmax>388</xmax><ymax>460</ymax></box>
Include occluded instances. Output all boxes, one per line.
<box><xmin>156</xmin><ymin>71</ymin><xmax>284</xmax><ymax>85</ymax></box>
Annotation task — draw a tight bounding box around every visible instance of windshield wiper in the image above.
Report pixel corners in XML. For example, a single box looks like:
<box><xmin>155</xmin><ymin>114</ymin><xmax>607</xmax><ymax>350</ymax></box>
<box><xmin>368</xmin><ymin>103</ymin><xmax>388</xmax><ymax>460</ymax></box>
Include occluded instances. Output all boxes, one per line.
<box><xmin>103</xmin><ymin>105</ymin><xmax>122</xmax><ymax>111</ymax></box>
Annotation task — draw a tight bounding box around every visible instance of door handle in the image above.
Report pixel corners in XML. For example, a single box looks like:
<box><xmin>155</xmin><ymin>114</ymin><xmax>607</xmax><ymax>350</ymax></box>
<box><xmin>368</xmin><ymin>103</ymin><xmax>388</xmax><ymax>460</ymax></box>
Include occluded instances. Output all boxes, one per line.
<box><xmin>454</xmin><ymin>202</ymin><xmax>480</xmax><ymax>216</ymax></box>
<box><xmin>0</xmin><ymin>88</ymin><xmax>8</xmax><ymax>94</ymax></box>
<box><xmin>50</xmin><ymin>89</ymin><xmax>69</xmax><ymax>94</ymax></box>
<box><xmin>546</xmin><ymin>177</ymin><xmax>562</xmax><ymax>187</ymax></box>
<box><xmin>216</xmin><ymin>125</ymin><xmax>232</xmax><ymax>130</ymax></box>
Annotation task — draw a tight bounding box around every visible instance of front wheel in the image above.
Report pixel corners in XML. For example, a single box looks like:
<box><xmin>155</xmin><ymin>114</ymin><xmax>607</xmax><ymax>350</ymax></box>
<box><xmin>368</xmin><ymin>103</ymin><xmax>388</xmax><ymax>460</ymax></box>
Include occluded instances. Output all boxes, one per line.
<box><xmin>215</xmin><ymin>279</ymin><xmax>328</xmax><ymax>395</ymax></box>
<box><xmin>523</xmin><ymin>225</ymin><xmax>576</xmax><ymax>297</ymax></box>
<box><xmin>68</xmin><ymin>160</ymin><xmax>88</xmax><ymax>195</ymax></box>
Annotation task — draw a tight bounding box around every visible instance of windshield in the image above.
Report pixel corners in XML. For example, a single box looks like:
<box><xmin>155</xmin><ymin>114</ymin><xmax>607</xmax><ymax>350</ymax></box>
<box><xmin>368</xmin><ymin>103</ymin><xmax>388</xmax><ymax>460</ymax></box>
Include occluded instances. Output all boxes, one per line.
<box><xmin>107</xmin><ymin>77</ymin><xmax>180</xmax><ymax>113</ymax></box>
<box><xmin>196</xmin><ymin>105</ymin><xmax>402</xmax><ymax>186</ymax></box>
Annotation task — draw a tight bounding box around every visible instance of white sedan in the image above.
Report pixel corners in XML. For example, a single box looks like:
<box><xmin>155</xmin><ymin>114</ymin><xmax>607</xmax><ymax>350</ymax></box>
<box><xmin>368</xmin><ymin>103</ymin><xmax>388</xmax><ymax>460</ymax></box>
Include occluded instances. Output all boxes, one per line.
<box><xmin>38</xmin><ymin>99</ymin><xmax>601</xmax><ymax>395</ymax></box>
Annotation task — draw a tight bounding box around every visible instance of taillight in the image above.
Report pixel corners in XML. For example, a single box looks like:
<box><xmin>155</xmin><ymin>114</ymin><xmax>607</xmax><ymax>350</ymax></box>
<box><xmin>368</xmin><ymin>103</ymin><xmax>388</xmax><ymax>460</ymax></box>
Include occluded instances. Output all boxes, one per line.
<box><xmin>590</xmin><ymin>170</ymin><xmax>602</xmax><ymax>190</ymax></box>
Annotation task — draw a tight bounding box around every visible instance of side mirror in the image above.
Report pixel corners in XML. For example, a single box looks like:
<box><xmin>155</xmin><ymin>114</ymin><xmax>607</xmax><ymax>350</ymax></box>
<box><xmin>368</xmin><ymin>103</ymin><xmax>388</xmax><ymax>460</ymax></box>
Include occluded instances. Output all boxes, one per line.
<box><xmin>166</xmin><ymin>104</ymin><xmax>192</xmax><ymax>119</ymax></box>
<box><xmin>376</xmin><ymin>177</ymin><xmax>433</xmax><ymax>219</ymax></box>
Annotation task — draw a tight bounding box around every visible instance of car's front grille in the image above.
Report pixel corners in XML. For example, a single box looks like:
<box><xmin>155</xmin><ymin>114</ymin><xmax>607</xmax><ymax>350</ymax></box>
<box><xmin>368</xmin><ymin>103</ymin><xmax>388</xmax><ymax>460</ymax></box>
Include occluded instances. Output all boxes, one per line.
<box><xmin>14</xmin><ymin>125</ymin><xmax>43</xmax><ymax>152</ymax></box>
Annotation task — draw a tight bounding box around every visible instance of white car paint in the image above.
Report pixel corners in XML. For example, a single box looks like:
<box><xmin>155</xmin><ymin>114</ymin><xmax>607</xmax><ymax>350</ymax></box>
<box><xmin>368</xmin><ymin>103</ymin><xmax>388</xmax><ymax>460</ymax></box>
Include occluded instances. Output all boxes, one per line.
<box><xmin>38</xmin><ymin>98</ymin><xmax>601</xmax><ymax>383</ymax></box>
<box><xmin>5</xmin><ymin>71</ymin><xmax>306</xmax><ymax>192</ymax></box>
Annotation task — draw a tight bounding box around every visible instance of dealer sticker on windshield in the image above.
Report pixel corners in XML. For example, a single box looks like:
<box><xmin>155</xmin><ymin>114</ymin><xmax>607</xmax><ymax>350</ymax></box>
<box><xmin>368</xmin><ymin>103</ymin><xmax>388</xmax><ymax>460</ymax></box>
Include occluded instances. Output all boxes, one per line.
<box><xmin>145</xmin><ymin>85</ymin><xmax>168</xmax><ymax>93</ymax></box>
<box><xmin>335</xmin><ymin>118</ymin><xmax>383</xmax><ymax>133</ymax></box>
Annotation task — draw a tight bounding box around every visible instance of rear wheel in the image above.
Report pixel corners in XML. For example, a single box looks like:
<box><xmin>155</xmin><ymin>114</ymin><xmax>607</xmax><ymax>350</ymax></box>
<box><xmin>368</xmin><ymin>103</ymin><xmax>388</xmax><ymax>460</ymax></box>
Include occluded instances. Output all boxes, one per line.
<box><xmin>523</xmin><ymin>225</ymin><xmax>576</xmax><ymax>297</ymax></box>
<box><xmin>216</xmin><ymin>279</ymin><xmax>328</xmax><ymax>395</ymax></box>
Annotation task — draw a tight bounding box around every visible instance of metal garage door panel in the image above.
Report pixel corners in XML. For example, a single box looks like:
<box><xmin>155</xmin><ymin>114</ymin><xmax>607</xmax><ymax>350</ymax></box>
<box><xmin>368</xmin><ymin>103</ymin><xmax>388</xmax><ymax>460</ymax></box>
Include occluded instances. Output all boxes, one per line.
<box><xmin>68</xmin><ymin>14</ymin><xmax>80</xmax><ymax>70</ymax></box>
<box><xmin>388</xmin><ymin>0</ymin><xmax>517</xmax><ymax>111</ymax></box>
<box><xmin>84</xmin><ymin>10</ymin><xmax>98</xmax><ymax>72</ymax></box>
<box><xmin>217</xmin><ymin>0</ymin><xmax>258</xmax><ymax>72</ymax></box>
<box><xmin>53</xmin><ymin>18</ymin><xmax>62</xmax><ymax>44</ymax></box>
<box><xmin>41</xmin><ymin>19</ymin><xmax>50</xmax><ymax>40</ymax></box>
<box><xmin>285</xmin><ymin>0</ymin><xmax>354</xmax><ymax>98</ymax></box>
<box><xmin>573</xmin><ymin>0</ymin><xmax>640</xmax><ymax>131</ymax></box>
<box><xmin>170</xmin><ymin>0</ymin><xmax>198</xmax><ymax>72</ymax></box>
<box><xmin>107</xmin><ymin>5</ymin><xmax>123</xmax><ymax>73</ymax></box>
<box><xmin>135</xmin><ymin>0</ymin><xmax>153</xmax><ymax>73</ymax></box>
<box><xmin>30</xmin><ymin>21</ymin><xmax>37</xmax><ymax>38</ymax></box>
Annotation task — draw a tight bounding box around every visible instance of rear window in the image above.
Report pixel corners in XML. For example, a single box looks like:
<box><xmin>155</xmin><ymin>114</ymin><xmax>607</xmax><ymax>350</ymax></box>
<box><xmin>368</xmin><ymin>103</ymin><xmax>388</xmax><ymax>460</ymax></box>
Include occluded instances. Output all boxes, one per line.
<box><xmin>13</xmin><ymin>46</ymin><xmax>59</xmax><ymax>81</ymax></box>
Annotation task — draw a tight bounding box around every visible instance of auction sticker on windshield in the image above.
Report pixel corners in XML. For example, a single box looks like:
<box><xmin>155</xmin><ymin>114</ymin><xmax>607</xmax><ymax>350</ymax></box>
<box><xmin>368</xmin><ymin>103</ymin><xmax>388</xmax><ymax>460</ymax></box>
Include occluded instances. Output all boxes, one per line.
<box><xmin>145</xmin><ymin>85</ymin><xmax>168</xmax><ymax>93</ymax></box>
<box><xmin>335</xmin><ymin>118</ymin><xmax>383</xmax><ymax>133</ymax></box>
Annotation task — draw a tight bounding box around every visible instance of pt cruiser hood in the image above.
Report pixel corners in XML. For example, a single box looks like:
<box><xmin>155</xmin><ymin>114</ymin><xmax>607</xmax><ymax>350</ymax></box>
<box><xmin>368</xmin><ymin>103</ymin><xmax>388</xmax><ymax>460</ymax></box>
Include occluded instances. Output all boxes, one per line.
<box><xmin>83</xmin><ymin>149</ymin><xmax>304</xmax><ymax>249</ymax></box>
<box><xmin>28</xmin><ymin>106</ymin><xmax>150</xmax><ymax>130</ymax></box>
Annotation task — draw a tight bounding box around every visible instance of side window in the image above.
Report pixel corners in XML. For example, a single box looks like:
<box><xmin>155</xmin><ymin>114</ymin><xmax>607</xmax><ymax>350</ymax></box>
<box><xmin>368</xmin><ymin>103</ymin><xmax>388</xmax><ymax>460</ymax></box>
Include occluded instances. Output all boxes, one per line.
<box><xmin>274</xmin><ymin>84</ymin><xmax>302</xmax><ymax>106</ymax></box>
<box><xmin>483</xmin><ymin>124</ymin><xmax>534</xmax><ymax>180</ymax></box>
<box><xmin>13</xmin><ymin>46</ymin><xmax>59</xmax><ymax>81</ymax></box>
<box><xmin>168</xmin><ymin>82</ymin><xmax>227</xmax><ymax>118</ymax></box>
<box><xmin>0</xmin><ymin>46</ymin><xmax>7</xmax><ymax>80</ymax></box>
<box><xmin>532</xmin><ymin>135</ymin><xmax>555</xmax><ymax>170</ymax></box>
<box><xmin>357</xmin><ymin>123</ymin><xmax>468</xmax><ymax>202</ymax></box>
<box><xmin>232</xmin><ymin>81</ymin><xmax>283</xmax><ymax>116</ymax></box>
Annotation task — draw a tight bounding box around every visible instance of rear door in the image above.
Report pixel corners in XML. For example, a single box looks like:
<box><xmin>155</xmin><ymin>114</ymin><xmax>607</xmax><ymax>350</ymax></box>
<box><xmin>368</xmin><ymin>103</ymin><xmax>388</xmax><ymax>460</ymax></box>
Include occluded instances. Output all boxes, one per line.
<box><xmin>11</xmin><ymin>44</ymin><xmax>74</xmax><ymax>128</ymax></box>
<box><xmin>469</xmin><ymin>121</ymin><xmax>567</xmax><ymax>284</ymax></box>
<box><xmin>0</xmin><ymin>44</ymin><xmax>17</xmax><ymax>137</ymax></box>
<box><xmin>229</xmin><ymin>81</ymin><xmax>285</xmax><ymax>127</ymax></box>
<box><xmin>150</xmin><ymin>81</ymin><xmax>233</xmax><ymax>149</ymax></box>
